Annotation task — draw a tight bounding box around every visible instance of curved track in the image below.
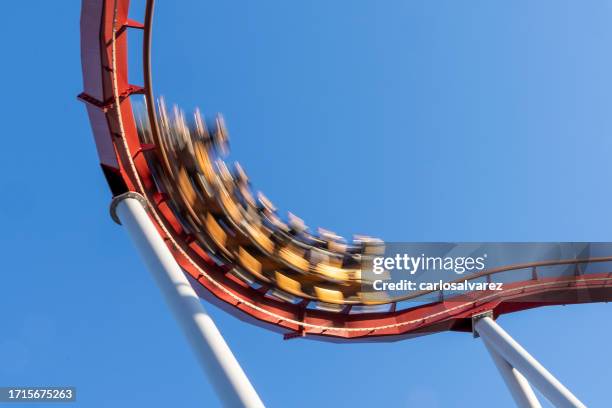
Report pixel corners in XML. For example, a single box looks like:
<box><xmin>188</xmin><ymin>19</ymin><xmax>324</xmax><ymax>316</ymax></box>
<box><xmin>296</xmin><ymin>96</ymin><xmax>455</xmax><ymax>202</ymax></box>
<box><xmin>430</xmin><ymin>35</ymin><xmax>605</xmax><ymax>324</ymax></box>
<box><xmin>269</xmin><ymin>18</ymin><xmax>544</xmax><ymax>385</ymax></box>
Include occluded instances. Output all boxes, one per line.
<box><xmin>79</xmin><ymin>0</ymin><xmax>612</xmax><ymax>341</ymax></box>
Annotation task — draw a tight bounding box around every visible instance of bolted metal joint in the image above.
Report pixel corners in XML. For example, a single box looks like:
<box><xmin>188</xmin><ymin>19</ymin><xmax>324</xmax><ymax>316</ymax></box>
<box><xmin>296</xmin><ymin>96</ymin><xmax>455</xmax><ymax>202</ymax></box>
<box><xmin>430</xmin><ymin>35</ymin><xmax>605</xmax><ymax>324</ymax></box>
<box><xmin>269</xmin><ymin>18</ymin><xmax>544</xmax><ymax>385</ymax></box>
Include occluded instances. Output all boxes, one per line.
<box><xmin>110</xmin><ymin>192</ymin><xmax>148</xmax><ymax>225</ymax></box>
<box><xmin>472</xmin><ymin>310</ymin><xmax>494</xmax><ymax>338</ymax></box>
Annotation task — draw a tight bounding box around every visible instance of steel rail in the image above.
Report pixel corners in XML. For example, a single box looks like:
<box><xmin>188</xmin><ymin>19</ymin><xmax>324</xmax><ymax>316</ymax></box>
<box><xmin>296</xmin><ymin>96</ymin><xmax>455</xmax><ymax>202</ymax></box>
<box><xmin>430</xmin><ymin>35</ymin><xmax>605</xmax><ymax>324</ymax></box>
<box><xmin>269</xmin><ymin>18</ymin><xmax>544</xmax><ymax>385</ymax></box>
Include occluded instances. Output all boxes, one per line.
<box><xmin>143</xmin><ymin>0</ymin><xmax>160</xmax><ymax>153</ymax></box>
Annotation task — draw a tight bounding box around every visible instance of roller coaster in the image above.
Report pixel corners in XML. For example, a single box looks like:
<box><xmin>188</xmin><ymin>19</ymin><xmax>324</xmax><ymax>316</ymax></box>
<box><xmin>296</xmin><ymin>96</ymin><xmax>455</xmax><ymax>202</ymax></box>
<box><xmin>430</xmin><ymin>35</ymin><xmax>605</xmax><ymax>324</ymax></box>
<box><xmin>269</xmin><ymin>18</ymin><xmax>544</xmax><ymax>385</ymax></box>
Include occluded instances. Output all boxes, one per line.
<box><xmin>79</xmin><ymin>1</ymin><xmax>611</xmax><ymax>406</ymax></box>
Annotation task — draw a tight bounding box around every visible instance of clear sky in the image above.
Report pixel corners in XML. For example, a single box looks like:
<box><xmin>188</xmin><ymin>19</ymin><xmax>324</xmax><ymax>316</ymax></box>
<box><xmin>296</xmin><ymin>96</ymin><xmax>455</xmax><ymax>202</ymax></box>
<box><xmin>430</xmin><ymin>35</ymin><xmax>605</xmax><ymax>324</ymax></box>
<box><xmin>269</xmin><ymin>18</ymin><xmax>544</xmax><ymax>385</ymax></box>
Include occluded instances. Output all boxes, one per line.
<box><xmin>1</xmin><ymin>0</ymin><xmax>611</xmax><ymax>407</ymax></box>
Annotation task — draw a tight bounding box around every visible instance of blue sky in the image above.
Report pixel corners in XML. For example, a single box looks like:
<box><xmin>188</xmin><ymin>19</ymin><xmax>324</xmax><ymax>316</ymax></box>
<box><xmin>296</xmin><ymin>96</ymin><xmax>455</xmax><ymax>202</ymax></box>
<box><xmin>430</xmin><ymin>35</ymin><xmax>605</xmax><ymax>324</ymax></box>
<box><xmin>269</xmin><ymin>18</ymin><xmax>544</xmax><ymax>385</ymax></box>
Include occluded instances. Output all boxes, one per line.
<box><xmin>1</xmin><ymin>0</ymin><xmax>611</xmax><ymax>406</ymax></box>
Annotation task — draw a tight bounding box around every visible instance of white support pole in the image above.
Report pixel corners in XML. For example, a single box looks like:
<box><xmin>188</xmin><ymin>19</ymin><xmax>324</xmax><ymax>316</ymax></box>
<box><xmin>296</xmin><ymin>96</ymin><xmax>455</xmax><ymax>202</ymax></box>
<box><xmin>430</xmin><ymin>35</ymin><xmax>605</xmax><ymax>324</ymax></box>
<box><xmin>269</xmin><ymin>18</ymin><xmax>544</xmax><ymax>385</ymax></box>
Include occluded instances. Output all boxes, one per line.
<box><xmin>474</xmin><ymin>316</ymin><xmax>585</xmax><ymax>408</ymax></box>
<box><xmin>481</xmin><ymin>337</ymin><xmax>542</xmax><ymax>408</ymax></box>
<box><xmin>111</xmin><ymin>193</ymin><xmax>265</xmax><ymax>408</ymax></box>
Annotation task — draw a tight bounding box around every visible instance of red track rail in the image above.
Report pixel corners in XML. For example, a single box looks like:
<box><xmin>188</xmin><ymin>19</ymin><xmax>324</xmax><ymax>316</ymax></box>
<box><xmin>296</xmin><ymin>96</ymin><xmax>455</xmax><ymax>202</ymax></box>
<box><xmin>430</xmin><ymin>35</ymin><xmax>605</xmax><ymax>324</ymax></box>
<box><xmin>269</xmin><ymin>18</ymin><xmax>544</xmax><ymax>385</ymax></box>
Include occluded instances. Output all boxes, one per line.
<box><xmin>79</xmin><ymin>0</ymin><xmax>612</xmax><ymax>341</ymax></box>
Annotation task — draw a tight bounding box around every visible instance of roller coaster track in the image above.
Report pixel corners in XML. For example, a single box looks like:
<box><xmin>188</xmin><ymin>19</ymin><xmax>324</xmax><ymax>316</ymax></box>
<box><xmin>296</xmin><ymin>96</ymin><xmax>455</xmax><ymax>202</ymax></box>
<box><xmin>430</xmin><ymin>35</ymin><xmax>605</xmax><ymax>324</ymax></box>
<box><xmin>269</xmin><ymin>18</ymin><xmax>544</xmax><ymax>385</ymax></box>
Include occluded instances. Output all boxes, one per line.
<box><xmin>79</xmin><ymin>0</ymin><xmax>612</xmax><ymax>341</ymax></box>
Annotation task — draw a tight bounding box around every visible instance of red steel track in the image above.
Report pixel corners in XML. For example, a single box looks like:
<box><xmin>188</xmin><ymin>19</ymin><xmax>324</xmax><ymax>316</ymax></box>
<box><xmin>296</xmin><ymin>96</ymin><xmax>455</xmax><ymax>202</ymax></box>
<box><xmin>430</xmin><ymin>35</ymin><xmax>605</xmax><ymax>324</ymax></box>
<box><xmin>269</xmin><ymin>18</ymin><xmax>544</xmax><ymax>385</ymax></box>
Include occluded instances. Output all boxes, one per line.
<box><xmin>79</xmin><ymin>0</ymin><xmax>612</xmax><ymax>341</ymax></box>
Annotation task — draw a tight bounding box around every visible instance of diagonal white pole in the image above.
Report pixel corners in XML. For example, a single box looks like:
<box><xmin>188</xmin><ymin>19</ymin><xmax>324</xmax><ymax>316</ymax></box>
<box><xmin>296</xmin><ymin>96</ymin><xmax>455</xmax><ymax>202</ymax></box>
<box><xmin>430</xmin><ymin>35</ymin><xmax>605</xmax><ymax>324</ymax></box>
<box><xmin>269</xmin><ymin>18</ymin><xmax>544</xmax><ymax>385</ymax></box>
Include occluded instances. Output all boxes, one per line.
<box><xmin>482</xmin><ymin>337</ymin><xmax>542</xmax><ymax>408</ymax></box>
<box><xmin>111</xmin><ymin>193</ymin><xmax>265</xmax><ymax>408</ymax></box>
<box><xmin>475</xmin><ymin>316</ymin><xmax>585</xmax><ymax>408</ymax></box>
